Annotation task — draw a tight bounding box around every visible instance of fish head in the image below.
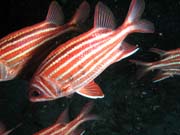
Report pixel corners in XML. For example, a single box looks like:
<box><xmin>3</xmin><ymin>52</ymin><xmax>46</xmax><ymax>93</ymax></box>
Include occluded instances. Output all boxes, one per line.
<box><xmin>0</xmin><ymin>61</ymin><xmax>18</xmax><ymax>81</ymax></box>
<box><xmin>29</xmin><ymin>76</ymin><xmax>62</xmax><ymax>102</ymax></box>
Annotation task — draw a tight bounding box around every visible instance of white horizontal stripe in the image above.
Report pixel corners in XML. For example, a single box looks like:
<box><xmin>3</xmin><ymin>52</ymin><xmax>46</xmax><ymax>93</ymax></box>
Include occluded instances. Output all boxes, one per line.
<box><xmin>0</xmin><ymin>27</ymin><xmax>56</xmax><ymax>59</ymax></box>
<box><xmin>73</xmin><ymin>43</ymin><xmax>122</xmax><ymax>90</ymax></box>
<box><xmin>40</xmin><ymin>124</ymin><xmax>60</xmax><ymax>135</ymax></box>
<box><xmin>48</xmin><ymin>32</ymin><xmax>112</xmax><ymax>78</ymax></box>
<box><xmin>41</xmin><ymin>29</ymin><xmax>112</xmax><ymax>74</ymax></box>
<box><xmin>0</xmin><ymin>22</ymin><xmax>49</xmax><ymax>48</ymax></box>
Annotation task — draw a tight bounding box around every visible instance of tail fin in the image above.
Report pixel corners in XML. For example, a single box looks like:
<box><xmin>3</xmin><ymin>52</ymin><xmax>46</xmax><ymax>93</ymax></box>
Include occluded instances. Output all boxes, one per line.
<box><xmin>123</xmin><ymin>0</ymin><xmax>154</xmax><ymax>33</ymax></box>
<box><xmin>129</xmin><ymin>59</ymin><xmax>152</xmax><ymax>79</ymax></box>
<box><xmin>68</xmin><ymin>1</ymin><xmax>90</xmax><ymax>27</ymax></box>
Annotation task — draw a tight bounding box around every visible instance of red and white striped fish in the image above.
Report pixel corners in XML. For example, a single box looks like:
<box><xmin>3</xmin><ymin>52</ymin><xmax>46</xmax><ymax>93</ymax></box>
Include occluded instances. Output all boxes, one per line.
<box><xmin>33</xmin><ymin>102</ymin><xmax>97</xmax><ymax>135</ymax></box>
<box><xmin>0</xmin><ymin>1</ymin><xmax>90</xmax><ymax>81</ymax></box>
<box><xmin>29</xmin><ymin>0</ymin><xmax>154</xmax><ymax>102</ymax></box>
<box><xmin>130</xmin><ymin>48</ymin><xmax>180</xmax><ymax>82</ymax></box>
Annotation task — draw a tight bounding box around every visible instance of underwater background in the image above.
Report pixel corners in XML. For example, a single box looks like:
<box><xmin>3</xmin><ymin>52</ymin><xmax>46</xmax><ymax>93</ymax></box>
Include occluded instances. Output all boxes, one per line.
<box><xmin>0</xmin><ymin>0</ymin><xmax>180</xmax><ymax>134</ymax></box>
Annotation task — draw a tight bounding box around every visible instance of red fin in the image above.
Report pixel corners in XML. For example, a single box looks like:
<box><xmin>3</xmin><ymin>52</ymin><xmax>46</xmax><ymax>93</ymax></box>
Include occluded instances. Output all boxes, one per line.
<box><xmin>123</xmin><ymin>0</ymin><xmax>154</xmax><ymax>33</ymax></box>
<box><xmin>94</xmin><ymin>2</ymin><xmax>116</xmax><ymax>29</ymax></box>
<box><xmin>114</xmin><ymin>42</ymin><xmax>139</xmax><ymax>63</ymax></box>
<box><xmin>46</xmin><ymin>1</ymin><xmax>64</xmax><ymax>25</ymax></box>
<box><xmin>153</xmin><ymin>72</ymin><xmax>172</xmax><ymax>83</ymax></box>
<box><xmin>69</xmin><ymin>1</ymin><xmax>90</xmax><ymax>26</ymax></box>
<box><xmin>76</xmin><ymin>81</ymin><xmax>104</xmax><ymax>99</ymax></box>
<box><xmin>56</xmin><ymin>107</ymin><xmax>69</xmax><ymax>124</ymax></box>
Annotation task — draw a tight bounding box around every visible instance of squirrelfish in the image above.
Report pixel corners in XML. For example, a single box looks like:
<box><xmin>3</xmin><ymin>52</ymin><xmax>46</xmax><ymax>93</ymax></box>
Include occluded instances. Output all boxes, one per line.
<box><xmin>29</xmin><ymin>0</ymin><xmax>154</xmax><ymax>102</ymax></box>
<box><xmin>130</xmin><ymin>48</ymin><xmax>180</xmax><ymax>82</ymax></box>
<box><xmin>33</xmin><ymin>102</ymin><xmax>97</xmax><ymax>135</ymax></box>
<box><xmin>0</xmin><ymin>1</ymin><xmax>90</xmax><ymax>81</ymax></box>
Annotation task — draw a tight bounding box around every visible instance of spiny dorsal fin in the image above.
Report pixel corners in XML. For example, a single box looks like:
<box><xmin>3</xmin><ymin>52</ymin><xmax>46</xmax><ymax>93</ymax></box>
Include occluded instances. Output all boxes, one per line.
<box><xmin>69</xmin><ymin>1</ymin><xmax>90</xmax><ymax>26</ymax></box>
<box><xmin>76</xmin><ymin>81</ymin><xmax>104</xmax><ymax>99</ymax></box>
<box><xmin>56</xmin><ymin>107</ymin><xmax>69</xmax><ymax>124</ymax></box>
<box><xmin>94</xmin><ymin>2</ymin><xmax>116</xmax><ymax>29</ymax></box>
<box><xmin>46</xmin><ymin>1</ymin><xmax>64</xmax><ymax>25</ymax></box>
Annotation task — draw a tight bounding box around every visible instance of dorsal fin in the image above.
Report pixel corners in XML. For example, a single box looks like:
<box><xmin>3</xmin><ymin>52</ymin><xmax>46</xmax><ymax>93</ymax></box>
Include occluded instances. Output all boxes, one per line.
<box><xmin>56</xmin><ymin>107</ymin><xmax>69</xmax><ymax>124</ymax></box>
<box><xmin>46</xmin><ymin>1</ymin><xmax>64</xmax><ymax>25</ymax></box>
<box><xmin>94</xmin><ymin>2</ymin><xmax>116</xmax><ymax>29</ymax></box>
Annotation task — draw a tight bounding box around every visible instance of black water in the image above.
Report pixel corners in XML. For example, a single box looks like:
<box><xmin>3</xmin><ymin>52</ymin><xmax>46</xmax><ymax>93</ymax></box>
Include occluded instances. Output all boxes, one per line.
<box><xmin>0</xmin><ymin>0</ymin><xmax>180</xmax><ymax>135</ymax></box>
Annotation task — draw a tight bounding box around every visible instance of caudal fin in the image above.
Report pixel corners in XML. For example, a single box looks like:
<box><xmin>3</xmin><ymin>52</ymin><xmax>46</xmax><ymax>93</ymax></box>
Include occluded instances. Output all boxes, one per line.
<box><xmin>129</xmin><ymin>59</ymin><xmax>152</xmax><ymax>79</ymax></box>
<box><xmin>123</xmin><ymin>0</ymin><xmax>154</xmax><ymax>33</ymax></box>
<box><xmin>68</xmin><ymin>1</ymin><xmax>90</xmax><ymax>27</ymax></box>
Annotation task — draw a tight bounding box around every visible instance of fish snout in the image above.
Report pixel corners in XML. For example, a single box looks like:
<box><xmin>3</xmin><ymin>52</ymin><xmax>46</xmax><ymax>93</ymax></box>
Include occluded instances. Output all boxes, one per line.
<box><xmin>0</xmin><ymin>62</ymin><xmax>16</xmax><ymax>81</ymax></box>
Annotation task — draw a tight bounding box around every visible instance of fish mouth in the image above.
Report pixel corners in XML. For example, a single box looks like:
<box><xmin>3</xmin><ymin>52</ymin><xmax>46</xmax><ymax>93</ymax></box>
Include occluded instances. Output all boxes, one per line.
<box><xmin>0</xmin><ymin>61</ymin><xmax>9</xmax><ymax>81</ymax></box>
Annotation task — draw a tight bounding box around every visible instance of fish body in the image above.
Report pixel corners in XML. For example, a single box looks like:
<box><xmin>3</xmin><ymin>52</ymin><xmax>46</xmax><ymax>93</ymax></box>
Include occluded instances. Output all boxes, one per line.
<box><xmin>130</xmin><ymin>48</ymin><xmax>180</xmax><ymax>82</ymax></box>
<box><xmin>33</xmin><ymin>102</ymin><xmax>97</xmax><ymax>135</ymax></box>
<box><xmin>0</xmin><ymin>1</ymin><xmax>90</xmax><ymax>81</ymax></box>
<box><xmin>29</xmin><ymin>0</ymin><xmax>154</xmax><ymax>102</ymax></box>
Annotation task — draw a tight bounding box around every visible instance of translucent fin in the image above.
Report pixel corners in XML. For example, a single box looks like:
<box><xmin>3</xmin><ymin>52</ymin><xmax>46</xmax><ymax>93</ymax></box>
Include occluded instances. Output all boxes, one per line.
<box><xmin>149</xmin><ymin>48</ymin><xmax>167</xmax><ymax>56</ymax></box>
<box><xmin>117</xmin><ymin>42</ymin><xmax>139</xmax><ymax>62</ymax></box>
<box><xmin>46</xmin><ymin>1</ymin><xmax>64</xmax><ymax>25</ymax></box>
<box><xmin>153</xmin><ymin>72</ymin><xmax>172</xmax><ymax>83</ymax></box>
<box><xmin>129</xmin><ymin>59</ymin><xmax>152</xmax><ymax>79</ymax></box>
<box><xmin>94</xmin><ymin>2</ymin><xmax>116</xmax><ymax>29</ymax></box>
<box><xmin>123</xmin><ymin>0</ymin><xmax>154</xmax><ymax>33</ymax></box>
<box><xmin>56</xmin><ymin>107</ymin><xmax>69</xmax><ymax>124</ymax></box>
<box><xmin>124</xmin><ymin>0</ymin><xmax>145</xmax><ymax>25</ymax></box>
<box><xmin>69</xmin><ymin>1</ymin><xmax>90</xmax><ymax>26</ymax></box>
<box><xmin>76</xmin><ymin>81</ymin><xmax>104</xmax><ymax>99</ymax></box>
<box><xmin>69</xmin><ymin>102</ymin><xmax>98</xmax><ymax>135</ymax></box>
<box><xmin>132</xmin><ymin>19</ymin><xmax>154</xmax><ymax>33</ymax></box>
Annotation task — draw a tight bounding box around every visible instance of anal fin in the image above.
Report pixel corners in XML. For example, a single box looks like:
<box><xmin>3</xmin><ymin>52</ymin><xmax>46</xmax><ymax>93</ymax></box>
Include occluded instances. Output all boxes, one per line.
<box><xmin>114</xmin><ymin>42</ymin><xmax>139</xmax><ymax>63</ymax></box>
<box><xmin>153</xmin><ymin>72</ymin><xmax>172</xmax><ymax>83</ymax></box>
<box><xmin>76</xmin><ymin>81</ymin><xmax>104</xmax><ymax>99</ymax></box>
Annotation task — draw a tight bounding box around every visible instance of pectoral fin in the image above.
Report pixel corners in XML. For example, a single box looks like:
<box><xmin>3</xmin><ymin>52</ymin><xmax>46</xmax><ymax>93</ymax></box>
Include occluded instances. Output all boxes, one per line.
<box><xmin>76</xmin><ymin>81</ymin><xmax>104</xmax><ymax>99</ymax></box>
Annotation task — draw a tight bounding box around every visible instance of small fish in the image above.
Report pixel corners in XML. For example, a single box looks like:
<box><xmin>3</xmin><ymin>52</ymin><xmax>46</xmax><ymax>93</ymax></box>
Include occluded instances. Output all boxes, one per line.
<box><xmin>130</xmin><ymin>48</ymin><xmax>180</xmax><ymax>82</ymax></box>
<box><xmin>0</xmin><ymin>1</ymin><xmax>90</xmax><ymax>81</ymax></box>
<box><xmin>29</xmin><ymin>0</ymin><xmax>154</xmax><ymax>102</ymax></box>
<box><xmin>33</xmin><ymin>102</ymin><xmax>97</xmax><ymax>135</ymax></box>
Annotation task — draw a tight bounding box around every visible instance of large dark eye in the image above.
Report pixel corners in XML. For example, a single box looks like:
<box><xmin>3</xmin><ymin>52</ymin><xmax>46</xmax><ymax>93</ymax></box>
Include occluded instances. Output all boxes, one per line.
<box><xmin>30</xmin><ymin>90</ymin><xmax>42</xmax><ymax>97</ymax></box>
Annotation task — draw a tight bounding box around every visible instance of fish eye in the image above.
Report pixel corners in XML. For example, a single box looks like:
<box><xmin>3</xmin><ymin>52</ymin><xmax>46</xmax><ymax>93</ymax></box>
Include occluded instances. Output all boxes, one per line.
<box><xmin>30</xmin><ymin>90</ymin><xmax>42</xmax><ymax>97</ymax></box>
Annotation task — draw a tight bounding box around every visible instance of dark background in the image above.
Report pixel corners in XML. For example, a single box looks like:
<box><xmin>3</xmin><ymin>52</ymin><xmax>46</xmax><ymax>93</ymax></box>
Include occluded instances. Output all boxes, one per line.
<box><xmin>0</xmin><ymin>0</ymin><xmax>180</xmax><ymax>135</ymax></box>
